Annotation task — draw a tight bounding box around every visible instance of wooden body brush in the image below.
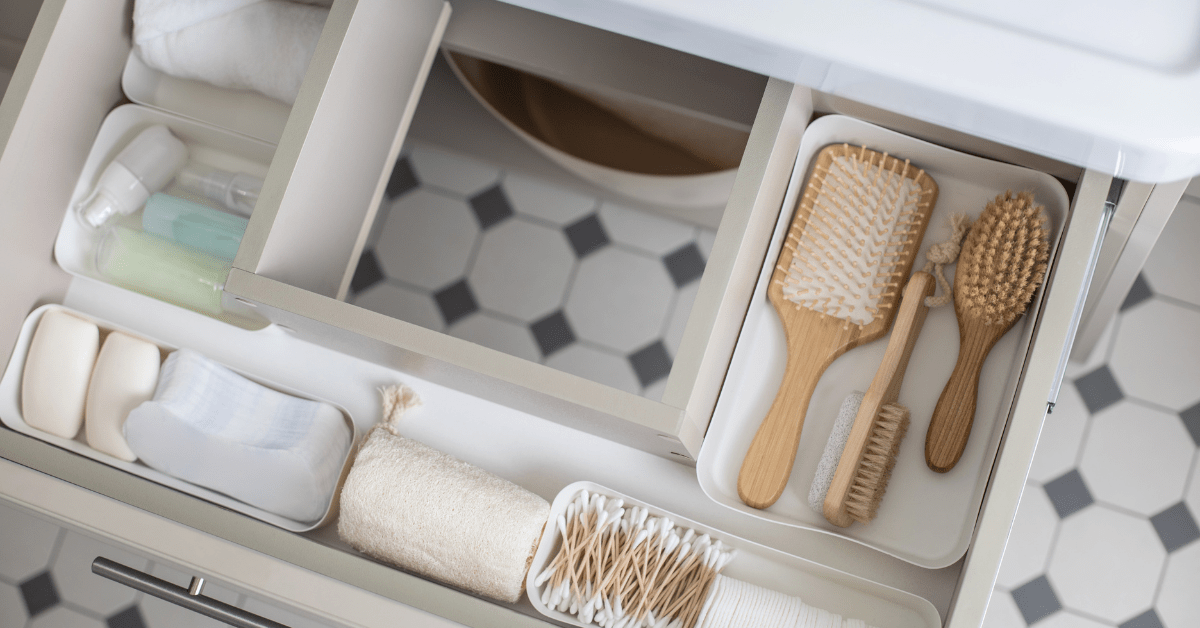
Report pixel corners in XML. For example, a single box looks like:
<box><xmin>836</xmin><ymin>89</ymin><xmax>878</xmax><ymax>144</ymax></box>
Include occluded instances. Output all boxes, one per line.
<box><xmin>737</xmin><ymin>144</ymin><xmax>937</xmax><ymax>510</ymax></box>
<box><xmin>925</xmin><ymin>191</ymin><xmax>1049</xmax><ymax>473</ymax></box>
<box><xmin>821</xmin><ymin>271</ymin><xmax>935</xmax><ymax>527</ymax></box>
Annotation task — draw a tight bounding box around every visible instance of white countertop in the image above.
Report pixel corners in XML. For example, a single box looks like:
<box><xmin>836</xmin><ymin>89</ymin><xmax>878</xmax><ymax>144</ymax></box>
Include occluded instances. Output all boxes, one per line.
<box><xmin>504</xmin><ymin>0</ymin><xmax>1200</xmax><ymax>184</ymax></box>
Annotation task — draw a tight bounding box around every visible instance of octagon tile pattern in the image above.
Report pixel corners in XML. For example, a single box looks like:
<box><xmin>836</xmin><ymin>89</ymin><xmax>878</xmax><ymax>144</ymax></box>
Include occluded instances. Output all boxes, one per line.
<box><xmin>984</xmin><ymin>182</ymin><xmax>1200</xmax><ymax>627</ymax></box>
<box><xmin>352</xmin><ymin>142</ymin><xmax>715</xmax><ymax>397</ymax></box>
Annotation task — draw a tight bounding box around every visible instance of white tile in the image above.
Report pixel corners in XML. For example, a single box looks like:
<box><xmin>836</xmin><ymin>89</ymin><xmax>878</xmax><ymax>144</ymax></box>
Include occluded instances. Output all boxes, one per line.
<box><xmin>982</xmin><ymin>589</ymin><xmax>1025</xmax><ymax>628</ymax></box>
<box><xmin>447</xmin><ymin>312</ymin><xmax>540</xmax><ymax>363</ymax></box>
<box><xmin>243</xmin><ymin>597</ymin><xmax>335</xmax><ymax>628</ymax></box>
<box><xmin>643</xmin><ymin>378</ymin><xmax>668</xmax><ymax>402</ymax></box>
<box><xmin>696</xmin><ymin>229</ymin><xmax>717</xmax><ymax>260</ymax></box>
<box><xmin>996</xmin><ymin>484</ymin><xmax>1059</xmax><ymax>588</ymax></box>
<box><xmin>0</xmin><ymin>501</ymin><xmax>60</xmax><ymax>582</ymax></box>
<box><xmin>597</xmin><ymin>203</ymin><xmax>696</xmax><ymax>255</ymax></box>
<box><xmin>1187</xmin><ymin>457</ymin><xmax>1200</xmax><ymax>519</ymax></box>
<box><xmin>352</xmin><ymin>282</ymin><xmax>443</xmax><ymax>332</ymax></box>
<box><xmin>468</xmin><ymin>218</ymin><xmax>574</xmax><ymax>321</ymax></box>
<box><xmin>501</xmin><ymin>172</ymin><xmax>596</xmax><ymax>225</ymax></box>
<box><xmin>407</xmin><ymin>143</ymin><xmax>500</xmax><ymax>196</ymax></box>
<box><xmin>0</xmin><ymin>580</ymin><xmax>24</xmax><ymax>628</ymax></box>
<box><xmin>1143</xmin><ymin>196</ymin><xmax>1200</xmax><ymax>307</ymax></box>
<box><xmin>565</xmin><ymin>248</ymin><xmax>675</xmax><ymax>353</ymax></box>
<box><xmin>545</xmin><ymin>344</ymin><xmax>640</xmax><ymax>394</ymax></box>
<box><xmin>663</xmin><ymin>280</ymin><xmax>700</xmax><ymax>358</ymax></box>
<box><xmin>27</xmin><ymin>607</ymin><xmax>103</xmax><ymax>628</ymax></box>
<box><xmin>1047</xmin><ymin>506</ymin><xmax>1164</xmax><ymax>621</ymax></box>
<box><xmin>1065</xmin><ymin>315</ymin><xmax>1117</xmax><ymax>379</ymax></box>
<box><xmin>1158</xmin><ymin>540</ymin><xmax>1200</xmax><ymax>628</ymax></box>
<box><xmin>1110</xmin><ymin>299</ymin><xmax>1200</xmax><ymax>410</ymax></box>
<box><xmin>376</xmin><ymin>189</ymin><xmax>480</xmax><ymax>291</ymax></box>
<box><xmin>1079</xmin><ymin>400</ymin><xmax>1193</xmax><ymax>515</ymax></box>
<box><xmin>1035</xmin><ymin>611</ymin><xmax>1110</xmax><ymax>628</ymax></box>
<box><xmin>1030</xmin><ymin>384</ymin><xmax>1091</xmax><ymax>483</ymax></box>
<box><xmin>142</xmin><ymin>594</ymin><xmax>230</xmax><ymax>628</ymax></box>
<box><xmin>51</xmin><ymin>531</ymin><xmax>148</xmax><ymax>615</ymax></box>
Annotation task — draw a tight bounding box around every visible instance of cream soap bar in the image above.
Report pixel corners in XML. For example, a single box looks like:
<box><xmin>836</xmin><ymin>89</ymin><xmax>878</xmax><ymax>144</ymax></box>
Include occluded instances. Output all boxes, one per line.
<box><xmin>86</xmin><ymin>332</ymin><xmax>161</xmax><ymax>461</ymax></box>
<box><xmin>22</xmin><ymin>310</ymin><xmax>100</xmax><ymax>438</ymax></box>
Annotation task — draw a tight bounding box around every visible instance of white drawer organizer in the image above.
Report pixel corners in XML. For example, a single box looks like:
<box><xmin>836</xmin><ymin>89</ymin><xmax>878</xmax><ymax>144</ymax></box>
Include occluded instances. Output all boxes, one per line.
<box><xmin>0</xmin><ymin>0</ymin><xmax>1114</xmax><ymax>627</ymax></box>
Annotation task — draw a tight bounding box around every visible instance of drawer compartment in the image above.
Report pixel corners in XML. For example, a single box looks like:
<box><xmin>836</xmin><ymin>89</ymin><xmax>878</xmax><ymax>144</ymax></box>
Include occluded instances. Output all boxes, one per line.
<box><xmin>0</xmin><ymin>0</ymin><xmax>1116</xmax><ymax>627</ymax></box>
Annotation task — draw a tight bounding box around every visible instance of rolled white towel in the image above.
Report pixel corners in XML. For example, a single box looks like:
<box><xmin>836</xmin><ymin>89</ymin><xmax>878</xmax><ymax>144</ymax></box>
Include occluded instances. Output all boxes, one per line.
<box><xmin>133</xmin><ymin>0</ymin><xmax>328</xmax><ymax>105</ymax></box>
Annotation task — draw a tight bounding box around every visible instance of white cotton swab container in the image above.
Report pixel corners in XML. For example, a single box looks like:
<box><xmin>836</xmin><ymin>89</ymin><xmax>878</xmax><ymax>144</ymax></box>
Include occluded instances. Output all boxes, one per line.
<box><xmin>527</xmin><ymin>482</ymin><xmax>940</xmax><ymax>628</ymax></box>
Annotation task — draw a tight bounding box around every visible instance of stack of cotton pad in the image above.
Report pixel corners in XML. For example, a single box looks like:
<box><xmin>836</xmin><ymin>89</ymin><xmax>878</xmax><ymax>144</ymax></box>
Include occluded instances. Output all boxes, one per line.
<box><xmin>696</xmin><ymin>576</ymin><xmax>877</xmax><ymax>628</ymax></box>
<box><xmin>124</xmin><ymin>349</ymin><xmax>351</xmax><ymax>523</ymax></box>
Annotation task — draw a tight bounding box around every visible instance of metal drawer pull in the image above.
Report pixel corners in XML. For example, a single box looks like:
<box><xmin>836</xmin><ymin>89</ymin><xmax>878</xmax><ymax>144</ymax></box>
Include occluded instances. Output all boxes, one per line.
<box><xmin>91</xmin><ymin>557</ymin><xmax>291</xmax><ymax>628</ymax></box>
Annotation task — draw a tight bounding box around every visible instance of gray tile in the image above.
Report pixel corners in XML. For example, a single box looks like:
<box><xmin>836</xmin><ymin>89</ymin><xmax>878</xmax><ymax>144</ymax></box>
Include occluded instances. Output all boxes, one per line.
<box><xmin>433</xmin><ymin>280</ymin><xmax>479</xmax><ymax>326</ymax></box>
<box><xmin>107</xmin><ymin>606</ymin><xmax>146</xmax><ymax>628</ymax></box>
<box><xmin>565</xmin><ymin>213</ymin><xmax>610</xmax><ymax>258</ymax></box>
<box><xmin>385</xmin><ymin>156</ymin><xmax>418</xmax><ymax>199</ymax></box>
<box><xmin>629</xmin><ymin>341</ymin><xmax>672</xmax><ymax>387</ymax></box>
<box><xmin>1150</xmin><ymin>502</ymin><xmax>1200</xmax><ymax>553</ymax></box>
<box><xmin>530</xmin><ymin>310</ymin><xmax>575</xmax><ymax>357</ymax></box>
<box><xmin>468</xmin><ymin>185</ymin><xmax>514</xmax><ymax>230</ymax></box>
<box><xmin>1044</xmin><ymin>470</ymin><xmax>1095</xmax><ymax>518</ymax></box>
<box><xmin>1011</xmin><ymin>575</ymin><xmax>1062</xmax><ymax>625</ymax></box>
<box><xmin>20</xmin><ymin>571</ymin><xmax>58</xmax><ymax>617</ymax></box>
<box><xmin>1119</xmin><ymin>609</ymin><xmax>1164</xmax><ymax>628</ymax></box>
<box><xmin>349</xmin><ymin>249</ymin><xmax>384</xmax><ymax>295</ymax></box>
<box><xmin>1181</xmin><ymin>401</ymin><xmax>1200</xmax><ymax>446</ymax></box>
<box><xmin>1074</xmin><ymin>366</ymin><xmax>1124</xmax><ymax>414</ymax></box>
<box><xmin>1120</xmin><ymin>273</ymin><xmax>1154</xmax><ymax>312</ymax></box>
<box><xmin>663</xmin><ymin>243</ymin><xmax>706</xmax><ymax>287</ymax></box>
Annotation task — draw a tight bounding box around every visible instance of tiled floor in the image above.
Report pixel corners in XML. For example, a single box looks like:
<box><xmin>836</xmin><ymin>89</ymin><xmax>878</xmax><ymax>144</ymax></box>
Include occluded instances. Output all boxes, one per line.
<box><xmin>348</xmin><ymin>141</ymin><xmax>716</xmax><ymax>400</ymax></box>
<box><xmin>0</xmin><ymin>500</ymin><xmax>333</xmax><ymax>628</ymax></box>
<box><xmin>982</xmin><ymin>194</ymin><xmax>1200</xmax><ymax>628</ymax></box>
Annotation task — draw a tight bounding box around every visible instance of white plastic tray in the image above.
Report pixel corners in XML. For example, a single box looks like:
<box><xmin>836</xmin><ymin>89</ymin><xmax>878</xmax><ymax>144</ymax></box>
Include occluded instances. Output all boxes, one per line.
<box><xmin>0</xmin><ymin>304</ymin><xmax>356</xmax><ymax>532</ymax></box>
<box><xmin>697</xmin><ymin>115</ymin><xmax>1069</xmax><ymax>568</ymax></box>
<box><xmin>528</xmin><ymin>481</ymin><xmax>941</xmax><ymax>628</ymax></box>
<box><xmin>122</xmin><ymin>50</ymin><xmax>292</xmax><ymax>145</ymax></box>
<box><xmin>53</xmin><ymin>104</ymin><xmax>274</xmax><ymax>327</ymax></box>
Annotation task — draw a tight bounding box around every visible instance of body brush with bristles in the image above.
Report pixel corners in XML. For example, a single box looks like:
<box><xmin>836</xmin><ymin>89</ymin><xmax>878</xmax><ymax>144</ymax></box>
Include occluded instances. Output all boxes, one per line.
<box><xmin>925</xmin><ymin>191</ymin><xmax>1049</xmax><ymax>473</ymax></box>
<box><xmin>737</xmin><ymin>144</ymin><xmax>937</xmax><ymax>510</ymax></box>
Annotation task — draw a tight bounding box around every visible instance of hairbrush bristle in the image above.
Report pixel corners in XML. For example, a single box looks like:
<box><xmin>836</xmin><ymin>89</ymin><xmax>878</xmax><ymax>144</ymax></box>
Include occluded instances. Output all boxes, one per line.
<box><xmin>777</xmin><ymin>145</ymin><xmax>933</xmax><ymax>327</ymax></box>
<box><xmin>956</xmin><ymin>191</ymin><xmax>1050</xmax><ymax>326</ymax></box>
<box><xmin>844</xmin><ymin>402</ymin><xmax>910</xmax><ymax>523</ymax></box>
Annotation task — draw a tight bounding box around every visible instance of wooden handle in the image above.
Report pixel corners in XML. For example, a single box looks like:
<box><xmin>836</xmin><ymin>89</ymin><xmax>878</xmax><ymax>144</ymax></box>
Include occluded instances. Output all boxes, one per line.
<box><xmin>824</xmin><ymin>273</ymin><xmax>935</xmax><ymax>526</ymax></box>
<box><xmin>925</xmin><ymin>317</ymin><xmax>1009</xmax><ymax>473</ymax></box>
<box><xmin>738</xmin><ymin>336</ymin><xmax>833</xmax><ymax>509</ymax></box>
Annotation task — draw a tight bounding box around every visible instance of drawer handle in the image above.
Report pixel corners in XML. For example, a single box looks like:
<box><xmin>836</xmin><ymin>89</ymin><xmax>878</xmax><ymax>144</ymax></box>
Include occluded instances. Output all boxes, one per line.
<box><xmin>91</xmin><ymin>557</ymin><xmax>291</xmax><ymax>628</ymax></box>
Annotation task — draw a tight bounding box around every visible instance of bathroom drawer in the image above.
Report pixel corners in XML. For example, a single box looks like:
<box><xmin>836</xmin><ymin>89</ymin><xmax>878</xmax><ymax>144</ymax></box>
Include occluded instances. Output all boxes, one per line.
<box><xmin>0</xmin><ymin>0</ymin><xmax>1113</xmax><ymax>627</ymax></box>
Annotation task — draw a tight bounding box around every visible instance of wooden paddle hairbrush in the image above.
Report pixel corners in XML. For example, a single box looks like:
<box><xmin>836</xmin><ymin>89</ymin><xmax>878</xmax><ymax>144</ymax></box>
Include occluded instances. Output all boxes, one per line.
<box><xmin>737</xmin><ymin>144</ymin><xmax>938</xmax><ymax>509</ymax></box>
<box><xmin>925</xmin><ymin>191</ymin><xmax>1049</xmax><ymax>473</ymax></box>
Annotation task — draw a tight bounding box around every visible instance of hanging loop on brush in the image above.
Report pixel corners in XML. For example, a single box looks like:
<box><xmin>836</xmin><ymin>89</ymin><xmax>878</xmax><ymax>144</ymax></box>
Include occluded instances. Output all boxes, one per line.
<box><xmin>921</xmin><ymin>212</ymin><xmax>972</xmax><ymax>308</ymax></box>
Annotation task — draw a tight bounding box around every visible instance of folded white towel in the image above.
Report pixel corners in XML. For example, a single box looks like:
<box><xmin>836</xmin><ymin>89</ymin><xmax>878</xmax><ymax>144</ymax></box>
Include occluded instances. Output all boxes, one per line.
<box><xmin>133</xmin><ymin>0</ymin><xmax>328</xmax><ymax>105</ymax></box>
<box><xmin>124</xmin><ymin>349</ymin><xmax>350</xmax><ymax>522</ymax></box>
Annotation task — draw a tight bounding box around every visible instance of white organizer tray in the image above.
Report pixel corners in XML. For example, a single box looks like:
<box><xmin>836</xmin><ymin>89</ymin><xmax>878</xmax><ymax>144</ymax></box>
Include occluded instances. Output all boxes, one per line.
<box><xmin>697</xmin><ymin>115</ymin><xmax>1069</xmax><ymax>568</ymax></box>
<box><xmin>53</xmin><ymin>104</ymin><xmax>274</xmax><ymax>327</ymax></box>
<box><xmin>0</xmin><ymin>304</ymin><xmax>356</xmax><ymax>532</ymax></box>
<box><xmin>528</xmin><ymin>481</ymin><xmax>941</xmax><ymax>628</ymax></box>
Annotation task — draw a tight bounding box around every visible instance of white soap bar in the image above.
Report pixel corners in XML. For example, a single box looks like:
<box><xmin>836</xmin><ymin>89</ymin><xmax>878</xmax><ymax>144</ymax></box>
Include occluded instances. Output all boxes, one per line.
<box><xmin>86</xmin><ymin>332</ymin><xmax>161</xmax><ymax>462</ymax></box>
<box><xmin>22</xmin><ymin>310</ymin><xmax>100</xmax><ymax>438</ymax></box>
<box><xmin>124</xmin><ymin>349</ymin><xmax>350</xmax><ymax>523</ymax></box>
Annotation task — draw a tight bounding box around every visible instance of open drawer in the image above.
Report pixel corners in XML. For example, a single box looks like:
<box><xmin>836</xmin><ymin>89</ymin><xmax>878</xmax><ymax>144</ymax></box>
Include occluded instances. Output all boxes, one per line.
<box><xmin>0</xmin><ymin>0</ymin><xmax>1114</xmax><ymax>627</ymax></box>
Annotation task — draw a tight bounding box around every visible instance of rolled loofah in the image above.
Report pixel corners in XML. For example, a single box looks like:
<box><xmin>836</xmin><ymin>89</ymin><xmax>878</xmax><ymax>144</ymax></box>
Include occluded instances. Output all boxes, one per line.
<box><xmin>337</xmin><ymin>385</ymin><xmax>550</xmax><ymax>604</ymax></box>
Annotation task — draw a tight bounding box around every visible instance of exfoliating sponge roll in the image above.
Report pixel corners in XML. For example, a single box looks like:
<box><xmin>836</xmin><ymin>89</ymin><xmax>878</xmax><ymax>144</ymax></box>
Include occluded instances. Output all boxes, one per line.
<box><xmin>86</xmin><ymin>332</ymin><xmax>162</xmax><ymax>462</ymax></box>
<box><xmin>22</xmin><ymin>310</ymin><xmax>100</xmax><ymax>438</ymax></box>
<box><xmin>124</xmin><ymin>349</ymin><xmax>351</xmax><ymax>523</ymax></box>
<box><xmin>338</xmin><ymin>386</ymin><xmax>550</xmax><ymax>604</ymax></box>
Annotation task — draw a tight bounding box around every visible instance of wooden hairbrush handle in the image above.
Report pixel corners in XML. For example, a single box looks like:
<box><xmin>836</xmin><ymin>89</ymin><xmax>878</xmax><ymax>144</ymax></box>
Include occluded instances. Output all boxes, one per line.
<box><xmin>924</xmin><ymin>316</ymin><xmax>1013</xmax><ymax>473</ymax></box>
